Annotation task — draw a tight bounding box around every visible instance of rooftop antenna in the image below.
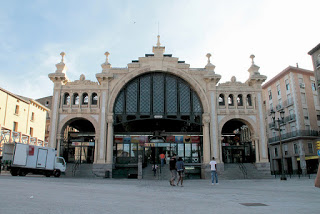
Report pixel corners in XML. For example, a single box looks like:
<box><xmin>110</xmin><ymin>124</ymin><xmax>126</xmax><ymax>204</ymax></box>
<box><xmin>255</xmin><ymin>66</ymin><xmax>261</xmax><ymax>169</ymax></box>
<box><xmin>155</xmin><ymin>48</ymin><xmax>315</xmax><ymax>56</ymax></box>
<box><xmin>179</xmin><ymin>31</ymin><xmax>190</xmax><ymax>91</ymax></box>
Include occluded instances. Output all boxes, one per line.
<box><xmin>156</xmin><ymin>21</ymin><xmax>161</xmax><ymax>47</ymax></box>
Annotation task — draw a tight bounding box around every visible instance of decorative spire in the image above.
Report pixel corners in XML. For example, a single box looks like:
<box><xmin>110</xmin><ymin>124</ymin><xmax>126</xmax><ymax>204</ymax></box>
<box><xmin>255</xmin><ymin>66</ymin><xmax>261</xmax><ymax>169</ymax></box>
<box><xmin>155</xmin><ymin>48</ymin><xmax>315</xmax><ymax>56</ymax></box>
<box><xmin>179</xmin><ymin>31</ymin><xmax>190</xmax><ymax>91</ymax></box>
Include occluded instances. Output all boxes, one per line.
<box><xmin>250</xmin><ymin>54</ymin><xmax>255</xmax><ymax>65</ymax></box>
<box><xmin>206</xmin><ymin>53</ymin><xmax>212</xmax><ymax>64</ymax></box>
<box><xmin>60</xmin><ymin>52</ymin><xmax>66</xmax><ymax>63</ymax></box>
<box><xmin>205</xmin><ymin>53</ymin><xmax>215</xmax><ymax>73</ymax></box>
<box><xmin>101</xmin><ymin>51</ymin><xmax>112</xmax><ymax>72</ymax></box>
<box><xmin>105</xmin><ymin>52</ymin><xmax>110</xmax><ymax>64</ymax></box>
<box><xmin>157</xmin><ymin>35</ymin><xmax>161</xmax><ymax>47</ymax></box>
<box><xmin>248</xmin><ymin>54</ymin><xmax>260</xmax><ymax>77</ymax></box>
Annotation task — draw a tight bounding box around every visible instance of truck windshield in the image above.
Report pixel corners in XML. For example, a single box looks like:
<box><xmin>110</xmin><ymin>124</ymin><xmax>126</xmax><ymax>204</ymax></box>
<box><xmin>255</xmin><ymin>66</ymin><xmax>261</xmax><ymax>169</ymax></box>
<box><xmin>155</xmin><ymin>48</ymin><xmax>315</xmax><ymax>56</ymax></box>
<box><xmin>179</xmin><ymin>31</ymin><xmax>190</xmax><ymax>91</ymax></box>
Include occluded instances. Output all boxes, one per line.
<box><xmin>56</xmin><ymin>158</ymin><xmax>65</xmax><ymax>166</ymax></box>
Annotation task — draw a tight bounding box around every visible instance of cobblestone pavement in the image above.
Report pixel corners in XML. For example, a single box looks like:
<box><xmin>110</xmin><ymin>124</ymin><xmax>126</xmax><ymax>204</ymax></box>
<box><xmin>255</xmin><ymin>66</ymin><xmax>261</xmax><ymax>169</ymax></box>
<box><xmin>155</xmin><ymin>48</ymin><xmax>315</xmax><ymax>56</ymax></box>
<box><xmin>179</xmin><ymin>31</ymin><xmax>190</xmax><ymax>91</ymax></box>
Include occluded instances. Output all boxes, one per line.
<box><xmin>0</xmin><ymin>173</ymin><xmax>319</xmax><ymax>214</ymax></box>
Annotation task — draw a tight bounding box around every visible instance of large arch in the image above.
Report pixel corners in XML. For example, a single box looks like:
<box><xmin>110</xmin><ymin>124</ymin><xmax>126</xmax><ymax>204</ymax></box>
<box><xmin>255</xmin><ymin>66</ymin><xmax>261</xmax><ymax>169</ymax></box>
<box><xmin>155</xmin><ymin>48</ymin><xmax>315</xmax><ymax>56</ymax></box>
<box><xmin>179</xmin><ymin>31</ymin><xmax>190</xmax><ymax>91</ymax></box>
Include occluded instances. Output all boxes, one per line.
<box><xmin>57</xmin><ymin>115</ymin><xmax>99</xmax><ymax>164</ymax></box>
<box><xmin>108</xmin><ymin>67</ymin><xmax>210</xmax><ymax>115</ymax></box>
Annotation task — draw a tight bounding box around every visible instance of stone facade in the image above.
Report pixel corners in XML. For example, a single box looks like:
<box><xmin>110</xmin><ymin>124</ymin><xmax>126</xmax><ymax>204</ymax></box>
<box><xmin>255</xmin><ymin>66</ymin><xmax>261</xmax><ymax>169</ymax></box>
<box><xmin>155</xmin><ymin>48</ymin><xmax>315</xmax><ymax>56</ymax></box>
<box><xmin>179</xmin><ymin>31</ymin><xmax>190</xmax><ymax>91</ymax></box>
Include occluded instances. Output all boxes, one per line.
<box><xmin>48</xmin><ymin>37</ymin><xmax>270</xmax><ymax>178</ymax></box>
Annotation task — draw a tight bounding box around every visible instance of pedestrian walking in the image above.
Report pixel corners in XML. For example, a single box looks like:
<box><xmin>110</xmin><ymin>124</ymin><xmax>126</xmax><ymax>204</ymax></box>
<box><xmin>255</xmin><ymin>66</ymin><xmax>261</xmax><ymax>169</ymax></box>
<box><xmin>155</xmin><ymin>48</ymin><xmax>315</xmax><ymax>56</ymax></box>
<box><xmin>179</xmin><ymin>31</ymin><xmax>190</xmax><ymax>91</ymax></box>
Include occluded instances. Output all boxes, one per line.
<box><xmin>152</xmin><ymin>164</ymin><xmax>158</xmax><ymax>176</ymax></box>
<box><xmin>210</xmin><ymin>157</ymin><xmax>218</xmax><ymax>185</ymax></box>
<box><xmin>169</xmin><ymin>154</ymin><xmax>177</xmax><ymax>186</ymax></box>
<box><xmin>160</xmin><ymin>152</ymin><xmax>165</xmax><ymax>167</ymax></box>
<box><xmin>176</xmin><ymin>157</ymin><xmax>185</xmax><ymax>187</ymax></box>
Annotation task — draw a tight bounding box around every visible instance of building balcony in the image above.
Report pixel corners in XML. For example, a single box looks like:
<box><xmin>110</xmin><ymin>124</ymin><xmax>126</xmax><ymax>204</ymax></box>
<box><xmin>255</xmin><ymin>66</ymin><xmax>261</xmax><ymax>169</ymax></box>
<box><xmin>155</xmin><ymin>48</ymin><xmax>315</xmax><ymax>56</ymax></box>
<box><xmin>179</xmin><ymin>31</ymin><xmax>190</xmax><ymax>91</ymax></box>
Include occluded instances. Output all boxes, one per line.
<box><xmin>268</xmin><ymin>129</ymin><xmax>319</xmax><ymax>144</ymax></box>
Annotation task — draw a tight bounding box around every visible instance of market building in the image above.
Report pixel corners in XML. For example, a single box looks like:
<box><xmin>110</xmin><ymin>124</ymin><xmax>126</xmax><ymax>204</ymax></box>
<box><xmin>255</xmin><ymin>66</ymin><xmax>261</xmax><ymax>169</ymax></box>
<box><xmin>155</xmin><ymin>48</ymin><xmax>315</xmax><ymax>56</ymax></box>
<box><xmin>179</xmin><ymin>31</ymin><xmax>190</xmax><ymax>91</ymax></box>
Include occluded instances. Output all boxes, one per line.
<box><xmin>262</xmin><ymin>66</ymin><xmax>320</xmax><ymax>175</ymax></box>
<box><xmin>48</xmin><ymin>37</ymin><xmax>270</xmax><ymax>178</ymax></box>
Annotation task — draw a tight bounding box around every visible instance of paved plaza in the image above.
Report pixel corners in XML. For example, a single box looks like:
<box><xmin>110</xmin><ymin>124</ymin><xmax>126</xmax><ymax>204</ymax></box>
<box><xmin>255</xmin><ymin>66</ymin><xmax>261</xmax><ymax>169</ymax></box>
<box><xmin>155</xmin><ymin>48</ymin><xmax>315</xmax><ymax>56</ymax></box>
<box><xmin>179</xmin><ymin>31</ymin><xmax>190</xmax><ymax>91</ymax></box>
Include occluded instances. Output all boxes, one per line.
<box><xmin>0</xmin><ymin>173</ymin><xmax>319</xmax><ymax>214</ymax></box>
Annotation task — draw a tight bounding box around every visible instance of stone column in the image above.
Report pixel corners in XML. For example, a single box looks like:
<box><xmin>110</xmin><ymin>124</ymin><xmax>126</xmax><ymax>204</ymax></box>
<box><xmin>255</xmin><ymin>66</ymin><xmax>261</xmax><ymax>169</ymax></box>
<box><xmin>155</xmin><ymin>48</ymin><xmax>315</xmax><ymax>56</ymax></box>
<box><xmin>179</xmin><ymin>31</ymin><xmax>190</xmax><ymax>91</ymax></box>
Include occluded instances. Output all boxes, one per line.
<box><xmin>254</xmin><ymin>138</ymin><xmax>260</xmax><ymax>162</ymax></box>
<box><xmin>291</xmin><ymin>156</ymin><xmax>298</xmax><ymax>174</ymax></box>
<box><xmin>56</xmin><ymin>134</ymin><xmax>63</xmax><ymax>157</ymax></box>
<box><xmin>203</xmin><ymin>114</ymin><xmax>211</xmax><ymax>164</ymax></box>
<box><xmin>106</xmin><ymin>114</ymin><xmax>114</xmax><ymax>164</ymax></box>
<box><xmin>97</xmin><ymin>91</ymin><xmax>107</xmax><ymax>163</ymax></box>
<box><xmin>299</xmin><ymin>140</ymin><xmax>307</xmax><ymax>175</ymax></box>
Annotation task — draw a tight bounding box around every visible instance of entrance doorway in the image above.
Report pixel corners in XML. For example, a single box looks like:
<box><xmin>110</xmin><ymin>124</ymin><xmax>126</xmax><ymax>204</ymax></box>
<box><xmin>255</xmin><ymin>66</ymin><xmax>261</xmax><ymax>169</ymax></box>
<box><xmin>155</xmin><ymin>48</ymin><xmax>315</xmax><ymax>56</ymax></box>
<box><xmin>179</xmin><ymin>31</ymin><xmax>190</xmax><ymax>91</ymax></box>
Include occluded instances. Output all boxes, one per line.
<box><xmin>60</xmin><ymin>118</ymin><xmax>95</xmax><ymax>164</ymax></box>
<box><xmin>221</xmin><ymin>119</ymin><xmax>255</xmax><ymax>163</ymax></box>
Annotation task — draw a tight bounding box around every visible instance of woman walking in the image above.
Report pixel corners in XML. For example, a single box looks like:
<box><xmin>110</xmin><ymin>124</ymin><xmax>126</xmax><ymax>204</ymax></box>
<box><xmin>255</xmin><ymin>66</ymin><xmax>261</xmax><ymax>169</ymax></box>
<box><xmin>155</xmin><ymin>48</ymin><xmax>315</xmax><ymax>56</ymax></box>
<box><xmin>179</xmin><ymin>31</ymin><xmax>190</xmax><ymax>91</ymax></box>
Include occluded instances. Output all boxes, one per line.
<box><xmin>176</xmin><ymin>157</ymin><xmax>185</xmax><ymax>187</ymax></box>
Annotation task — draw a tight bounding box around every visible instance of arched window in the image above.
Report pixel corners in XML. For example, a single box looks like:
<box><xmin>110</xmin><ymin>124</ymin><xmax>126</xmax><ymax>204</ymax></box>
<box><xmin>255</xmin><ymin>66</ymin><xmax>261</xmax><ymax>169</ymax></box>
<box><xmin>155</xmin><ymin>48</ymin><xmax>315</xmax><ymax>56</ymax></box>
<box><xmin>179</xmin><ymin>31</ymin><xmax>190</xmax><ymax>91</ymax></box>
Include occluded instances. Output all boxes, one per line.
<box><xmin>218</xmin><ymin>94</ymin><xmax>225</xmax><ymax>106</ymax></box>
<box><xmin>247</xmin><ymin>94</ymin><xmax>252</xmax><ymax>106</ymax></box>
<box><xmin>237</xmin><ymin>94</ymin><xmax>243</xmax><ymax>106</ymax></box>
<box><xmin>63</xmin><ymin>93</ymin><xmax>70</xmax><ymax>105</ymax></box>
<box><xmin>92</xmin><ymin>93</ymin><xmax>98</xmax><ymax>105</ymax></box>
<box><xmin>73</xmin><ymin>93</ymin><xmax>79</xmax><ymax>105</ymax></box>
<box><xmin>82</xmin><ymin>93</ymin><xmax>89</xmax><ymax>105</ymax></box>
<box><xmin>228</xmin><ymin>94</ymin><xmax>234</xmax><ymax>106</ymax></box>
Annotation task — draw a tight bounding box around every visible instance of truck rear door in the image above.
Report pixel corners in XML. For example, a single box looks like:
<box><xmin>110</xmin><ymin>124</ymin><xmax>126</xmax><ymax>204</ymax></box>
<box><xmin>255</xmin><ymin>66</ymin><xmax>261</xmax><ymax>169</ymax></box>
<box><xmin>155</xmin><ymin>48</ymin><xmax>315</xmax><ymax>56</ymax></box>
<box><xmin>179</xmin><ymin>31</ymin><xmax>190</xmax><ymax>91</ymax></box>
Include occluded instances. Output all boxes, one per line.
<box><xmin>13</xmin><ymin>144</ymin><xmax>28</xmax><ymax>166</ymax></box>
<box><xmin>36</xmin><ymin>149</ymin><xmax>48</xmax><ymax>169</ymax></box>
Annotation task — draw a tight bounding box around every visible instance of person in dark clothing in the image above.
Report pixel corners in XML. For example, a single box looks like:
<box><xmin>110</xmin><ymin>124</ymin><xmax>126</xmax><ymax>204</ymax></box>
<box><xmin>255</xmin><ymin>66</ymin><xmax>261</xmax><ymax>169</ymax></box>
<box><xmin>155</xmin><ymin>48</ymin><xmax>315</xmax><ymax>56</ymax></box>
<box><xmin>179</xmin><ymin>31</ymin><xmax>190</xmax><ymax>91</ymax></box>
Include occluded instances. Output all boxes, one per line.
<box><xmin>176</xmin><ymin>157</ymin><xmax>185</xmax><ymax>187</ymax></box>
<box><xmin>169</xmin><ymin>154</ymin><xmax>177</xmax><ymax>186</ymax></box>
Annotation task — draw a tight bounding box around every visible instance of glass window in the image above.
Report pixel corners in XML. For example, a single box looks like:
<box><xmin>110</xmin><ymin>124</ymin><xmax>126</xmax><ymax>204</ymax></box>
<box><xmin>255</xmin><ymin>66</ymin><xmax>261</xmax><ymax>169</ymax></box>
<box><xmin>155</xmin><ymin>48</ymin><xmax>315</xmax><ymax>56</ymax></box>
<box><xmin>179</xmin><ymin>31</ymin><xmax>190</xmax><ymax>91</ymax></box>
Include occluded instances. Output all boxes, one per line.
<box><xmin>285</xmin><ymin>80</ymin><xmax>290</xmax><ymax>91</ymax></box>
<box><xmin>140</xmin><ymin>75</ymin><xmax>151</xmax><ymax>114</ymax></box>
<box><xmin>178</xmin><ymin>144</ymin><xmax>184</xmax><ymax>157</ymax></box>
<box><xmin>166</xmin><ymin>76</ymin><xmax>177</xmax><ymax>114</ymax></box>
<box><xmin>30</xmin><ymin>127</ymin><xmax>33</xmax><ymax>137</ymax></box>
<box><xmin>301</xmin><ymin>93</ymin><xmax>306</xmax><ymax>104</ymax></box>
<box><xmin>284</xmin><ymin>144</ymin><xmax>288</xmax><ymax>155</ymax></box>
<box><xmin>82</xmin><ymin>93</ymin><xmax>89</xmax><ymax>105</ymax></box>
<box><xmin>317</xmin><ymin>110</ymin><xmax>320</xmax><ymax>120</ymax></box>
<box><xmin>274</xmin><ymin>147</ymin><xmax>278</xmax><ymax>157</ymax></box>
<box><xmin>153</xmin><ymin>74</ymin><xmax>164</xmax><ymax>113</ymax></box>
<box><xmin>312</xmin><ymin>82</ymin><xmax>316</xmax><ymax>91</ymax></box>
<box><xmin>117</xmin><ymin>144</ymin><xmax>123</xmax><ymax>157</ymax></box>
<box><xmin>219</xmin><ymin>94</ymin><xmax>225</xmax><ymax>106</ymax></box>
<box><xmin>277</xmin><ymin>85</ymin><xmax>281</xmax><ymax>96</ymax></box>
<box><xmin>268</xmin><ymin>90</ymin><xmax>272</xmax><ymax>100</ymax></box>
<box><xmin>246</xmin><ymin>94</ymin><xmax>252</xmax><ymax>106</ymax></box>
<box><xmin>294</xmin><ymin>144</ymin><xmax>299</xmax><ymax>154</ymax></box>
<box><xmin>126</xmin><ymin>80</ymin><xmax>138</xmax><ymax>114</ymax></box>
<box><xmin>64</xmin><ymin>93</ymin><xmax>70</xmax><ymax>105</ymax></box>
<box><xmin>15</xmin><ymin>105</ymin><xmax>19</xmax><ymax>114</ymax></box>
<box><xmin>237</xmin><ymin>95</ymin><xmax>243</xmax><ymax>106</ymax></box>
<box><xmin>13</xmin><ymin>122</ymin><xmax>18</xmax><ymax>132</ymax></box>
<box><xmin>303</xmin><ymin>108</ymin><xmax>309</xmax><ymax>120</ymax></box>
<box><xmin>308</xmin><ymin>142</ymin><xmax>313</xmax><ymax>153</ymax></box>
<box><xmin>73</xmin><ymin>93</ymin><xmax>79</xmax><ymax>105</ymax></box>
<box><xmin>228</xmin><ymin>95</ymin><xmax>234</xmax><ymax>106</ymax></box>
<box><xmin>179</xmin><ymin>82</ymin><xmax>191</xmax><ymax>114</ymax></box>
<box><xmin>31</xmin><ymin>112</ymin><xmax>35</xmax><ymax>121</ymax></box>
<box><xmin>131</xmin><ymin>143</ymin><xmax>137</xmax><ymax>157</ymax></box>
<box><xmin>92</xmin><ymin>93</ymin><xmax>98</xmax><ymax>105</ymax></box>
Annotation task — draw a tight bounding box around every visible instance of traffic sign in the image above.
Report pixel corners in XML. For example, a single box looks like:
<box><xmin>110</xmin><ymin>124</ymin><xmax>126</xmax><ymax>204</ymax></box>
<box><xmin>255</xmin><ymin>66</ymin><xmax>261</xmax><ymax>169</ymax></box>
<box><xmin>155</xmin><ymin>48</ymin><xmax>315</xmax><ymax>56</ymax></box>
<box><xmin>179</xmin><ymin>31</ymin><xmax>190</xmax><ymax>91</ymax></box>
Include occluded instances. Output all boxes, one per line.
<box><xmin>318</xmin><ymin>150</ymin><xmax>320</xmax><ymax>156</ymax></box>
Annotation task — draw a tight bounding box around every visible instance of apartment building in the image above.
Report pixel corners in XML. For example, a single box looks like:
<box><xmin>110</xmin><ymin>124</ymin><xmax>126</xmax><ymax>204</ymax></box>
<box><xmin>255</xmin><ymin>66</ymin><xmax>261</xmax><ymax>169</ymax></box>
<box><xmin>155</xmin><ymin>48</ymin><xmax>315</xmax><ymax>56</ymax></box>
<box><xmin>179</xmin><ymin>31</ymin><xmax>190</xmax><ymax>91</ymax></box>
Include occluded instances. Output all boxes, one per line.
<box><xmin>262</xmin><ymin>66</ymin><xmax>320</xmax><ymax>175</ymax></box>
<box><xmin>36</xmin><ymin>96</ymin><xmax>53</xmax><ymax>142</ymax></box>
<box><xmin>0</xmin><ymin>87</ymin><xmax>49</xmax><ymax>153</ymax></box>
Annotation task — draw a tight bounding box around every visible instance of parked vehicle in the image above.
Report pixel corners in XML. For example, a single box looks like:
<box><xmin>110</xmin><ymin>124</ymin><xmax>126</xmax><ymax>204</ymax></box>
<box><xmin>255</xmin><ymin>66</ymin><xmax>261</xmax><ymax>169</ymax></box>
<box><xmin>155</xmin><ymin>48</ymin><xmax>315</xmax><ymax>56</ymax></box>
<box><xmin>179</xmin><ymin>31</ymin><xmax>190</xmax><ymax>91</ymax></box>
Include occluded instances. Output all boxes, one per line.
<box><xmin>2</xmin><ymin>143</ymin><xmax>66</xmax><ymax>177</ymax></box>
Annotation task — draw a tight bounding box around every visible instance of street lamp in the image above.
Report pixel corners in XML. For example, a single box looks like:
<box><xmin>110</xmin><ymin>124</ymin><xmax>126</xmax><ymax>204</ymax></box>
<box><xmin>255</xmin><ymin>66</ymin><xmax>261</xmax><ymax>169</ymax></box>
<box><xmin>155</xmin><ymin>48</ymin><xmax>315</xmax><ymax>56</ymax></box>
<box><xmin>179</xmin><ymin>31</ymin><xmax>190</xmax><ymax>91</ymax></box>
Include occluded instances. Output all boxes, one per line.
<box><xmin>270</xmin><ymin>109</ymin><xmax>287</xmax><ymax>180</ymax></box>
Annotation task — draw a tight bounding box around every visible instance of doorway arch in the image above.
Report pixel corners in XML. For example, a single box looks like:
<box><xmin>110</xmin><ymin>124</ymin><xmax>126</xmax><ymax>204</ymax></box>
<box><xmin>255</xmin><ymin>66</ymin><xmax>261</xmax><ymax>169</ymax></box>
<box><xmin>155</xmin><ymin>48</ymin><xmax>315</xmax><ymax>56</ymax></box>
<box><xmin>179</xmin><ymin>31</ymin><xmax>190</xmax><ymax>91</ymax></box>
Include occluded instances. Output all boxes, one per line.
<box><xmin>59</xmin><ymin>117</ymin><xmax>96</xmax><ymax>164</ymax></box>
<box><xmin>220</xmin><ymin>118</ymin><xmax>256</xmax><ymax>163</ymax></box>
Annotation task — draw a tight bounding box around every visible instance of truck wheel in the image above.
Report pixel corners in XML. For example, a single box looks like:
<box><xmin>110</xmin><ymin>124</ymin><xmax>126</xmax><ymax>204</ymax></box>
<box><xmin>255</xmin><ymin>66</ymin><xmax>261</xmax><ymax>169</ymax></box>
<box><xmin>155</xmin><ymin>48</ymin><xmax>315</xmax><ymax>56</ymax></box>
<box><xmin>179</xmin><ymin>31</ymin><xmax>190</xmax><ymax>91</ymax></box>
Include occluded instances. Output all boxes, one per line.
<box><xmin>10</xmin><ymin>169</ymin><xmax>18</xmax><ymax>176</ymax></box>
<box><xmin>53</xmin><ymin>170</ymin><xmax>61</xmax><ymax>177</ymax></box>
<box><xmin>18</xmin><ymin>170</ymin><xmax>27</xmax><ymax>176</ymax></box>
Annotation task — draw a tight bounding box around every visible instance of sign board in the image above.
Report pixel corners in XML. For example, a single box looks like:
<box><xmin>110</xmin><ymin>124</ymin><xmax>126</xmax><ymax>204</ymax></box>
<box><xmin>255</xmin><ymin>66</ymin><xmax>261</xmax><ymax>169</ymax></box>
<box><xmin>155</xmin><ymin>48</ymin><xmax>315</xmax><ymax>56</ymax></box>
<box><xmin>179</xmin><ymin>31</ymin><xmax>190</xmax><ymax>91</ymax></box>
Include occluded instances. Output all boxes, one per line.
<box><xmin>316</xmin><ymin>141</ymin><xmax>320</xmax><ymax>150</ymax></box>
<box><xmin>317</xmin><ymin>150</ymin><xmax>320</xmax><ymax>156</ymax></box>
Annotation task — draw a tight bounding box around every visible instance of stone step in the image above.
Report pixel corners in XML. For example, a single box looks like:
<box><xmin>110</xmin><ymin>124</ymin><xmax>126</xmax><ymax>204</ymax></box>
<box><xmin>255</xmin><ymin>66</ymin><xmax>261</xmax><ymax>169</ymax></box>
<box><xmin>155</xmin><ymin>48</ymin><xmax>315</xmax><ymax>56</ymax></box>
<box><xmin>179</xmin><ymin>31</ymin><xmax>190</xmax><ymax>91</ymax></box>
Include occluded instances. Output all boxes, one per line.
<box><xmin>64</xmin><ymin>163</ymin><xmax>97</xmax><ymax>178</ymax></box>
<box><xmin>219</xmin><ymin>163</ymin><xmax>272</xmax><ymax>180</ymax></box>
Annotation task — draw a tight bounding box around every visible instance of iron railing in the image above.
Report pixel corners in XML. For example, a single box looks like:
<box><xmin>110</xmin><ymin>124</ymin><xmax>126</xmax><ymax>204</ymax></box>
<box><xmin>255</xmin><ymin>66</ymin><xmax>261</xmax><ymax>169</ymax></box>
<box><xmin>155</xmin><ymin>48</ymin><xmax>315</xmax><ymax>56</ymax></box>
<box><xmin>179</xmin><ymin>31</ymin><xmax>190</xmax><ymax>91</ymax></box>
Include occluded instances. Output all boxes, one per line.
<box><xmin>268</xmin><ymin>129</ymin><xmax>319</xmax><ymax>143</ymax></box>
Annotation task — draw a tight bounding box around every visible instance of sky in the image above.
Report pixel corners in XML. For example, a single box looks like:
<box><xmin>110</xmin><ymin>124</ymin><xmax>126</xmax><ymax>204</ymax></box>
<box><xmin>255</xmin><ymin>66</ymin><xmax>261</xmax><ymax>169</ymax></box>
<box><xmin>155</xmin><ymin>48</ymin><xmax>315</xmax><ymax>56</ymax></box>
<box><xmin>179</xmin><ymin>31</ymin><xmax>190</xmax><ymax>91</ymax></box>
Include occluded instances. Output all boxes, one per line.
<box><xmin>0</xmin><ymin>0</ymin><xmax>319</xmax><ymax>99</ymax></box>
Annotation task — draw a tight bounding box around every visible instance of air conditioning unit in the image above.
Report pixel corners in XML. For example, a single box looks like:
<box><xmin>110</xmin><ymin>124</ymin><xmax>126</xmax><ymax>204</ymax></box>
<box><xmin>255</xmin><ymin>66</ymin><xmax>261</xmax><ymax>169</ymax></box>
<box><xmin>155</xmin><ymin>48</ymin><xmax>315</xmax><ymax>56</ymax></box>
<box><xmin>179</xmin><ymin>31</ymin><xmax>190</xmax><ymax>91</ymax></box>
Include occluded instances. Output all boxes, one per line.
<box><xmin>300</xmin><ymin>83</ymin><xmax>305</xmax><ymax>89</ymax></box>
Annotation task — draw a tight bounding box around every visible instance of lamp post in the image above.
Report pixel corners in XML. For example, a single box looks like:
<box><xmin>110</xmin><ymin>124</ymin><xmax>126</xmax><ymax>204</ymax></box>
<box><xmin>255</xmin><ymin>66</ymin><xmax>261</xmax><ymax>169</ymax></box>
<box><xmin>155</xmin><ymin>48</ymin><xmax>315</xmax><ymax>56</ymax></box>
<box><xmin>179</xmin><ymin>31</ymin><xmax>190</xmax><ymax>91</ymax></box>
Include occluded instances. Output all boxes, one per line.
<box><xmin>270</xmin><ymin>109</ymin><xmax>287</xmax><ymax>180</ymax></box>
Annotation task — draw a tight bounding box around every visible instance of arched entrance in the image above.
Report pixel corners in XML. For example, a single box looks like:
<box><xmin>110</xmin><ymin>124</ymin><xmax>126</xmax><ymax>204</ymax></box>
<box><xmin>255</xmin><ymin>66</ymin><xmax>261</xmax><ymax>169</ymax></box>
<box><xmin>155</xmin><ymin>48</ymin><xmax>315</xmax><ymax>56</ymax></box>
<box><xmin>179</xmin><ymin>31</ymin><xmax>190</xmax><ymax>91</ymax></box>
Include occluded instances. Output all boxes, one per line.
<box><xmin>59</xmin><ymin>118</ymin><xmax>96</xmax><ymax>164</ymax></box>
<box><xmin>113</xmin><ymin>72</ymin><xmax>203</xmax><ymax>178</ymax></box>
<box><xmin>221</xmin><ymin>119</ymin><xmax>255</xmax><ymax>163</ymax></box>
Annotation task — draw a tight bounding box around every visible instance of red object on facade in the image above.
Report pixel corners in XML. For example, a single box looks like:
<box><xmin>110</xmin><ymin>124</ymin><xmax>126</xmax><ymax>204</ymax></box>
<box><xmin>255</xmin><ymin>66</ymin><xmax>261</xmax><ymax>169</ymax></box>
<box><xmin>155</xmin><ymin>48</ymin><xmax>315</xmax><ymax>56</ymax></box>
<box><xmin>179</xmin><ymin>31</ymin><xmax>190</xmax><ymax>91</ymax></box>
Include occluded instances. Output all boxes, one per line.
<box><xmin>29</xmin><ymin>145</ymin><xmax>34</xmax><ymax>156</ymax></box>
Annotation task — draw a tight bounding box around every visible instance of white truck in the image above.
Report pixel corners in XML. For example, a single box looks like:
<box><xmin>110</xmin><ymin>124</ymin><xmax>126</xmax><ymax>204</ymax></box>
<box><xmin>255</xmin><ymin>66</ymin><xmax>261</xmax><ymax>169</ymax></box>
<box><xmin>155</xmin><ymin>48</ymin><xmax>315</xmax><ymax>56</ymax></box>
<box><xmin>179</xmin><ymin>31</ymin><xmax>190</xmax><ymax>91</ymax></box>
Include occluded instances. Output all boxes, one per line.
<box><xmin>2</xmin><ymin>143</ymin><xmax>66</xmax><ymax>177</ymax></box>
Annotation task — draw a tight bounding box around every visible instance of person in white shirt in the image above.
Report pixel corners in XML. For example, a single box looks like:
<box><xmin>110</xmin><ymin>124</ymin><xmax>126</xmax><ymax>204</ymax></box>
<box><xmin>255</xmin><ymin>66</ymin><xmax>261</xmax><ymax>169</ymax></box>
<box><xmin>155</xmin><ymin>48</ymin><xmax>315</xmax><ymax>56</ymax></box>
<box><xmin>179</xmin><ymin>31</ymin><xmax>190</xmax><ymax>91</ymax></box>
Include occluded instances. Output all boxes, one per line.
<box><xmin>209</xmin><ymin>157</ymin><xmax>218</xmax><ymax>185</ymax></box>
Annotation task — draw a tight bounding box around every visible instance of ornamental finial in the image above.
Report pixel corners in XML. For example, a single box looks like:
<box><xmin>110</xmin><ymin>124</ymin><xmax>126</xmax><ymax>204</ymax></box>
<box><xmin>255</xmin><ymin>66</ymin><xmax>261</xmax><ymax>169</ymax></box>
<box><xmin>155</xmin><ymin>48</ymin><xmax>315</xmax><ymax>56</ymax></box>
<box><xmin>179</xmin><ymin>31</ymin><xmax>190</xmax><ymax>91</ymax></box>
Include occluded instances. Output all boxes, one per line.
<box><xmin>60</xmin><ymin>52</ymin><xmax>66</xmax><ymax>63</ymax></box>
<box><xmin>250</xmin><ymin>54</ymin><xmax>255</xmax><ymax>65</ymax></box>
<box><xmin>206</xmin><ymin>53</ymin><xmax>212</xmax><ymax>64</ymax></box>
<box><xmin>105</xmin><ymin>52</ymin><xmax>110</xmax><ymax>64</ymax></box>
